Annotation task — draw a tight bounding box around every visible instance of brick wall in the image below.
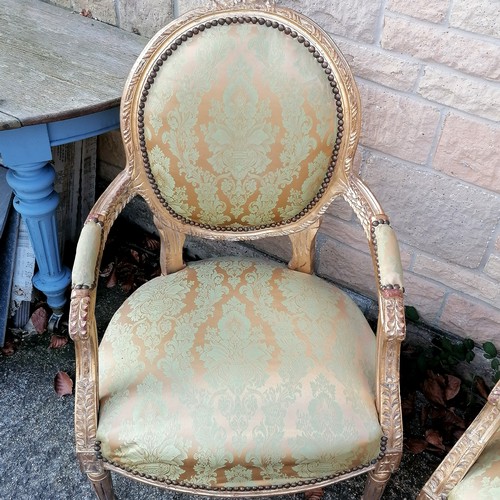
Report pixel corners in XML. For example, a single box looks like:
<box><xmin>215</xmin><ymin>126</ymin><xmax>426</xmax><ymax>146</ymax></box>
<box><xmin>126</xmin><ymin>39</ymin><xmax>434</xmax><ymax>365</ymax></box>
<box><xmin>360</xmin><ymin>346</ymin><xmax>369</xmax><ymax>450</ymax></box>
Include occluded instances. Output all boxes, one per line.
<box><xmin>46</xmin><ymin>0</ymin><xmax>500</xmax><ymax>342</ymax></box>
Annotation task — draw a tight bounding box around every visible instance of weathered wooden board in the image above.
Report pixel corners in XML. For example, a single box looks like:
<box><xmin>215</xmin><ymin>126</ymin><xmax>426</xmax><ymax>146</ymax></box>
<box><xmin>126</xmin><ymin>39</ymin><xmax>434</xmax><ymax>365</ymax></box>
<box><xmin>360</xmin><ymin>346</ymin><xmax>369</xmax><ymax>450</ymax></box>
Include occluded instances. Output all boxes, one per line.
<box><xmin>0</xmin><ymin>0</ymin><xmax>149</xmax><ymax>130</ymax></box>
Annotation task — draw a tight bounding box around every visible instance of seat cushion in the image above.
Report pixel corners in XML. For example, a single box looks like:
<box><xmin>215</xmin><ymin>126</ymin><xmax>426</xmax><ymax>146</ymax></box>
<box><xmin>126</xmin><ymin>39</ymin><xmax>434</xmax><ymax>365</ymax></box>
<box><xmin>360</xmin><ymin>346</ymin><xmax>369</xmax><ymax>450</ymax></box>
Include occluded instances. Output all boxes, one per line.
<box><xmin>96</xmin><ymin>258</ymin><xmax>383</xmax><ymax>489</ymax></box>
<box><xmin>448</xmin><ymin>428</ymin><xmax>500</xmax><ymax>500</ymax></box>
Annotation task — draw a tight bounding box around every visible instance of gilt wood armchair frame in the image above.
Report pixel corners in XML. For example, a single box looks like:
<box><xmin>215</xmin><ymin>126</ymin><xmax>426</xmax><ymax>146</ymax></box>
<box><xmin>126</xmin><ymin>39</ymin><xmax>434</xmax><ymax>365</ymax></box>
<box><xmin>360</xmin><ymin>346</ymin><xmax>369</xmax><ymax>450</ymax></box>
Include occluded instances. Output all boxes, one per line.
<box><xmin>418</xmin><ymin>380</ymin><xmax>500</xmax><ymax>499</ymax></box>
<box><xmin>69</xmin><ymin>1</ymin><xmax>406</xmax><ymax>498</ymax></box>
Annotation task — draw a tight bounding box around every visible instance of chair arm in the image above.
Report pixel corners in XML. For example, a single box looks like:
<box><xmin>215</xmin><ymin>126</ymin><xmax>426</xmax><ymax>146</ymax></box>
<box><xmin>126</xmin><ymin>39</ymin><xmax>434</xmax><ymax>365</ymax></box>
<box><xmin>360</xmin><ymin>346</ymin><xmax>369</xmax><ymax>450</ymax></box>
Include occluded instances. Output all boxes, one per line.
<box><xmin>343</xmin><ymin>176</ymin><xmax>406</xmax><ymax>473</ymax></box>
<box><xmin>69</xmin><ymin>170</ymin><xmax>133</xmax><ymax>474</ymax></box>
<box><xmin>418</xmin><ymin>379</ymin><xmax>500</xmax><ymax>499</ymax></box>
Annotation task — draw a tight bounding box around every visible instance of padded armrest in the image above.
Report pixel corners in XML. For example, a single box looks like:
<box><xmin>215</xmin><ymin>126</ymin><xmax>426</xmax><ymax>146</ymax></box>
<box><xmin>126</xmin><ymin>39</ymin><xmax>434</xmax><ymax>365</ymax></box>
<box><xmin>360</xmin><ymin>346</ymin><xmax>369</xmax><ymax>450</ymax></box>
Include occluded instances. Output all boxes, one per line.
<box><xmin>72</xmin><ymin>220</ymin><xmax>103</xmax><ymax>288</ymax></box>
<box><xmin>371</xmin><ymin>219</ymin><xmax>404</xmax><ymax>292</ymax></box>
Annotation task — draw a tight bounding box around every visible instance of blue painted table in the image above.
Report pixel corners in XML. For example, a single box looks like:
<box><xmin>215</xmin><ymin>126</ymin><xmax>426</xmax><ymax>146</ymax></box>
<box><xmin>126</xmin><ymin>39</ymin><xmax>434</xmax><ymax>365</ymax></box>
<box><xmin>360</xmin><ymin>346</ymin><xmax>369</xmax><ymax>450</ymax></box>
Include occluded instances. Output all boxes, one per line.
<box><xmin>0</xmin><ymin>0</ymin><xmax>147</xmax><ymax>327</ymax></box>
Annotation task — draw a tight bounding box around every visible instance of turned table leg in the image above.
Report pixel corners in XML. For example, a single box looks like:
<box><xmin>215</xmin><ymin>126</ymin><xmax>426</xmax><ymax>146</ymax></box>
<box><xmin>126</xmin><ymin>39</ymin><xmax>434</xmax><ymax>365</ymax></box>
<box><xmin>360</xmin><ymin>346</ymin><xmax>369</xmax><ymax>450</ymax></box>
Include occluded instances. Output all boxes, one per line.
<box><xmin>6</xmin><ymin>159</ymin><xmax>71</xmax><ymax>317</ymax></box>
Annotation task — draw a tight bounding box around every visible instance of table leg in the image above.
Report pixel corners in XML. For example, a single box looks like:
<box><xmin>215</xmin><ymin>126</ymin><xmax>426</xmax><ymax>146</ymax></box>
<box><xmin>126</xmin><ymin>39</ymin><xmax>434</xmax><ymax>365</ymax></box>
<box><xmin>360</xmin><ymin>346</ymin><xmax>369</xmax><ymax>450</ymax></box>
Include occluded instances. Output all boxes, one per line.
<box><xmin>6</xmin><ymin>160</ymin><xmax>71</xmax><ymax>316</ymax></box>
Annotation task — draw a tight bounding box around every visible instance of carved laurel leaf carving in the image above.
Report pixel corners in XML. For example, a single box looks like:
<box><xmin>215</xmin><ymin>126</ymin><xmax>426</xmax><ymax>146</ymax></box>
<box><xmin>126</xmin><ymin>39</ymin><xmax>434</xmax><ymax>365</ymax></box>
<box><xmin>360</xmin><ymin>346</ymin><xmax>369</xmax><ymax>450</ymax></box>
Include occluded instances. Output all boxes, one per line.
<box><xmin>69</xmin><ymin>290</ymin><xmax>91</xmax><ymax>341</ymax></box>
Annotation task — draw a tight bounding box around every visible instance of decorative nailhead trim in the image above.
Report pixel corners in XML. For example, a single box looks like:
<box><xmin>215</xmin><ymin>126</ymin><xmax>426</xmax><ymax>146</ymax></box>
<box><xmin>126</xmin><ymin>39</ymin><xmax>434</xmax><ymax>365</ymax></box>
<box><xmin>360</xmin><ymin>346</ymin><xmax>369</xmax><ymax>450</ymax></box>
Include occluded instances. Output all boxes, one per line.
<box><xmin>94</xmin><ymin>436</ymin><xmax>387</xmax><ymax>491</ymax></box>
<box><xmin>138</xmin><ymin>16</ymin><xmax>343</xmax><ymax>233</ymax></box>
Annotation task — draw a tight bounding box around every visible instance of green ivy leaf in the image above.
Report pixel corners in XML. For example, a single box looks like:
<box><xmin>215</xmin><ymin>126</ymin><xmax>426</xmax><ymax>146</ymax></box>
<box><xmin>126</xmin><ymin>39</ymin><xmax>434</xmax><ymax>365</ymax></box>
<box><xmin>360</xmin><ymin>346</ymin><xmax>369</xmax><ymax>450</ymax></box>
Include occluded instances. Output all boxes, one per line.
<box><xmin>465</xmin><ymin>351</ymin><xmax>475</xmax><ymax>363</ymax></box>
<box><xmin>405</xmin><ymin>306</ymin><xmax>420</xmax><ymax>322</ymax></box>
<box><xmin>464</xmin><ymin>338</ymin><xmax>475</xmax><ymax>351</ymax></box>
<box><xmin>483</xmin><ymin>342</ymin><xmax>498</xmax><ymax>358</ymax></box>
<box><xmin>492</xmin><ymin>358</ymin><xmax>500</xmax><ymax>370</ymax></box>
<box><xmin>493</xmin><ymin>371</ymin><xmax>500</xmax><ymax>384</ymax></box>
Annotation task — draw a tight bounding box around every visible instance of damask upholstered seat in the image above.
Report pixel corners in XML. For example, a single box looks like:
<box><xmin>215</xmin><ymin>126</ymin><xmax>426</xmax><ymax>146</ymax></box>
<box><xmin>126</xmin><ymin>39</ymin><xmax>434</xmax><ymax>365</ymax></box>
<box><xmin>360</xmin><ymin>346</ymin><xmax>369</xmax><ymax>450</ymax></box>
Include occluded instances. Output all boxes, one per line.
<box><xmin>69</xmin><ymin>1</ymin><xmax>406</xmax><ymax>499</ymax></box>
<box><xmin>418</xmin><ymin>380</ymin><xmax>500</xmax><ymax>500</ymax></box>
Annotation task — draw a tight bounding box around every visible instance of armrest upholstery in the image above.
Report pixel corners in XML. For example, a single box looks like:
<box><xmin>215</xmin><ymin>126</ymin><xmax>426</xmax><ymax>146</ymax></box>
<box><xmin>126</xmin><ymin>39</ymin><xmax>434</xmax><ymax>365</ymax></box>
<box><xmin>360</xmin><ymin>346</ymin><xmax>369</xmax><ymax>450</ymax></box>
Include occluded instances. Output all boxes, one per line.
<box><xmin>72</xmin><ymin>221</ymin><xmax>103</xmax><ymax>289</ymax></box>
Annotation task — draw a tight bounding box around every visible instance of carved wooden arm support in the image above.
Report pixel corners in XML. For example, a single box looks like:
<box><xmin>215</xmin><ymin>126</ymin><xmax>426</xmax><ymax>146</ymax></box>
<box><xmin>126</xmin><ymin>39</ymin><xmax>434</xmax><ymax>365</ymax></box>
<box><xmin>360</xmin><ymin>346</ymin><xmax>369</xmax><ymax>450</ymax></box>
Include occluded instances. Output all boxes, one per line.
<box><xmin>418</xmin><ymin>380</ymin><xmax>500</xmax><ymax>499</ymax></box>
<box><xmin>69</xmin><ymin>170</ymin><xmax>134</xmax><ymax>474</ymax></box>
<box><xmin>343</xmin><ymin>176</ymin><xmax>406</xmax><ymax>468</ymax></box>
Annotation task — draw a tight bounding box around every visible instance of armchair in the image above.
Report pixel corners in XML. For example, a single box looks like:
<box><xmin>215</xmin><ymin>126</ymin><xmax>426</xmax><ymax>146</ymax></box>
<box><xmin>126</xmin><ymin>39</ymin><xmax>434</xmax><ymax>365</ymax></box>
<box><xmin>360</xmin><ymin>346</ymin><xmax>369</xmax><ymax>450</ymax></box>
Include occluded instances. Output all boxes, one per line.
<box><xmin>69</xmin><ymin>1</ymin><xmax>406</xmax><ymax>499</ymax></box>
<box><xmin>418</xmin><ymin>379</ymin><xmax>500</xmax><ymax>499</ymax></box>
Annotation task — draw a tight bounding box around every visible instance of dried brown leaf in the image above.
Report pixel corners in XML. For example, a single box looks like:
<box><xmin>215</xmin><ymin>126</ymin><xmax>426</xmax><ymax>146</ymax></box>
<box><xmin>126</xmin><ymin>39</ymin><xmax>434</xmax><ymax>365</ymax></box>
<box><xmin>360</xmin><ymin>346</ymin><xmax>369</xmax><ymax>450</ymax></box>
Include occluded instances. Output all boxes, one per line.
<box><xmin>1</xmin><ymin>340</ymin><xmax>16</xmax><ymax>357</ymax></box>
<box><xmin>425</xmin><ymin>429</ymin><xmax>446</xmax><ymax>450</ymax></box>
<box><xmin>54</xmin><ymin>371</ymin><xmax>73</xmax><ymax>396</ymax></box>
<box><xmin>144</xmin><ymin>237</ymin><xmax>160</xmax><ymax>251</ymax></box>
<box><xmin>99</xmin><ymin>261</ymin><xmax>114</xmax><ymax>278</ymax></box>
<box><xmin>475</xmin><ymin>376</ymin><xmax>490</xmax><ymax>400</ymax></box>
<box><xmin>30</xmin><ymin>306</ymin><xmax>48</xmax><ymax>334</ymax></box>
<box><xmin>402</xmin><ymin>393</ymin><xmax>415</xmax><ymax>417</ymax></box>
<box><xmin>49</xmin><ymin>334</ymin><xmax>69</xmax><ymax>349</ymax></box>
<box><xmin>422</xmin><ymin>373</ymin><xmax>446</xmax><ymax>406</ymax></box>
<box><xmin>429</xmin><ymin>406</ymin><xmax>466</xmax><ymax>429</ymax></box>
<box><xmin>106</xmin><ymin>267</ymin><xmax>117</xmax><ymax>288</ymax></box>
<box><xmin>405</xmin><ymin>437</ymin><xmax>428</xmax><ymax>454</ymax></box>
<box><xmin>420</xmin><ymin>404</ymin><xmax>430</xmax><ymax>426</ymax></box>
<box><xmin>445</xmin><ymin>374</ymin><xmax>461</xmax><ymax>401</ymax></box>
<box><xmin>130</xmin><ymin>249</ymin><xmax>141</xmax><ymax>262</ymax></box>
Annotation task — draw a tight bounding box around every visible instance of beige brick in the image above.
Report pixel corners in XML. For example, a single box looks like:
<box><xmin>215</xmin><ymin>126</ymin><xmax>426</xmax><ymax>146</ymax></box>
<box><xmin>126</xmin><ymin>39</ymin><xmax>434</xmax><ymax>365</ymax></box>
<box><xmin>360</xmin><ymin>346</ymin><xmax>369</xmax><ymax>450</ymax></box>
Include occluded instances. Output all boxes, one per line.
<box><xmin>320</xmin><ymin>215</ymin><xmax>369</xmax><ymax>253</ymax></box>
<box><xmin>403</xmin><ymin>272</ymin><xmax>447</xmax><ymax>325</ymax></box>
<box><xmin>440</xmin><ymin>294</ymin><xmax>500</xmax><ymax>342</ymax></box>
<box><xmin>318</xmin><ymin>237</ymin><xmax>378</xmax><ymax>298</ymax></box>
<box><xmin>361</xmin><ymin>153</ymin><xmax>500</xmax><ymax>267</ymax></box>
<box><xmin>117</xmin><ymin>0</ymin><xmax>174</xmax><ymax>37</ymax></box>
<box><xmin>382</xmin><ymin>16</ymin><xmax>500</xmax><ymax>81</ymax></box>
<box><xmin>433</xmin><ymin>114</ymin><xmax>500</xmax><ymax>194</ymax></box>
<box><xmin>70</xmin><ymin>0</ymin><xmax>117</xmax><ymax>24</ymax></box>
<box><xmin>485</xmin><ymin>254</ymin><xmax>500</xmax><ymax>281</ymax></box>
<box><xmin>387</xmin><ymin>0</ymin><xmax>449</xmax><ymax>23</ymax></box>
<box><xmin>276</xmin><ymin>0</ymin><xmax>383</xmax><ymax>43</ymax></box>
<box><xmin>414</xmin><ymin>255</ymin><xmax>499</xmax><ymax>305</ymax></box>
<box><xmin>450</xmin><ymin>0</ymin><xmax>500</xmax><ymax>39</ymax></box>
<box><xmin>335</xmin><ymin>39</ymin><xmax>420</xmax><ymax>92</ymax></box>
<box><xmin>418</xmin><ymin>67</ymin><xmax>500</xmax><ymax>122</ymax></box>
<box><xmin>359</xmin><ymin>83</ymin><xmax>441</xmax><ymax>164</ymax></box>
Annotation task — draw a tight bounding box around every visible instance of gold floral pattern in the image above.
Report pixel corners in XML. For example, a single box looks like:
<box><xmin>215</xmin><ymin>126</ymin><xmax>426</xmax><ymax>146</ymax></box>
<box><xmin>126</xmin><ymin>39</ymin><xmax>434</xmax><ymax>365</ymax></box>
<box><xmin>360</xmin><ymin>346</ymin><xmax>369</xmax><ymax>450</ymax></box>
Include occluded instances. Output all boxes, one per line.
<box><xmin>97</xmin><ymin>258</ymin><xmax>382</xmax><ymax>488</ymax></box>
<box><xmin>143</xmin><ymin>24</ymin><xmax>337</xmax><ymax>227</ymax></box>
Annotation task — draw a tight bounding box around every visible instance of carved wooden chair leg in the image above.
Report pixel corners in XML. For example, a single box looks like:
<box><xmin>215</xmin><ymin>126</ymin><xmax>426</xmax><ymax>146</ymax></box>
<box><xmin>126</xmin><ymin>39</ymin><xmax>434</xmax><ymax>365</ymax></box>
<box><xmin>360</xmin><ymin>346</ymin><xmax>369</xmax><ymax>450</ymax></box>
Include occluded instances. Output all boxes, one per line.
<box><xmin>362</xmin><ymin>452</ymin><xmax>400</xmax><ymax>500</ymax></box>
<box><xmin>87</xmin><ymin>471</ymin><xmax>116</xmax><ymax>500</ymax></box>
<box><xmin>304</xmin><ymin>487</ymin><xmax>324</xmax><ymax>500</ymax></box>
<box><xmin>362</xmin><ymin>468</ymin><xmax>392</xmax><ymax>500</ymax></box>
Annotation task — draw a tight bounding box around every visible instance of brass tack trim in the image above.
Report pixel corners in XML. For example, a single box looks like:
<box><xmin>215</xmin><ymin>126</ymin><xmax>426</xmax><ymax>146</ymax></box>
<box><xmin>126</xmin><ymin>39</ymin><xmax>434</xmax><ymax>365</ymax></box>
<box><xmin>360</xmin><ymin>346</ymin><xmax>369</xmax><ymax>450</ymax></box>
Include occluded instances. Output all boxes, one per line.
<box><xmin>96</xmin><ymin>436</ymin><xmax>387</xmax><ymax>491</ymax></box>
<box><xmin>138</xmin><ymin>16</ymin><xmax>343</xmax><ymax>232</ymax></box>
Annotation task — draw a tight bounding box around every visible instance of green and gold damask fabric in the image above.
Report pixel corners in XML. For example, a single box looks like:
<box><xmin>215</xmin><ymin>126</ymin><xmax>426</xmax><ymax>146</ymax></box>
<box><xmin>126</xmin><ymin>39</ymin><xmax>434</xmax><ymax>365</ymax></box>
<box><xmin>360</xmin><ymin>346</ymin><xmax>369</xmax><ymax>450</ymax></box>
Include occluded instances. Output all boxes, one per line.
<box><xmin>143</xmin><ymin>24</ymin><xmax>337</xmax><ymax>227</ymax></box>
<box><xmin>97</xmin><ymin>258</ymin><xmax>382</xmax><ymax>488</ymax></box>
<box><xmin>448</xmin><ymin>429</ymin><xmax>500</xmax><ymax>500</ymax></box>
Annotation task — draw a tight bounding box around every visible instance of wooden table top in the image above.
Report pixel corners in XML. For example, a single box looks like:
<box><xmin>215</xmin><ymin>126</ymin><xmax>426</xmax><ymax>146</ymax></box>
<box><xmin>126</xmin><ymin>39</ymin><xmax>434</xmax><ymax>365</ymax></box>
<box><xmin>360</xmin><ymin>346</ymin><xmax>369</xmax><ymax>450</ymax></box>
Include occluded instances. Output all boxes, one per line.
<box><xmin>0</xmin><ymin>0</ymin><xmax>148</xmax><ymax>131</ymax></box>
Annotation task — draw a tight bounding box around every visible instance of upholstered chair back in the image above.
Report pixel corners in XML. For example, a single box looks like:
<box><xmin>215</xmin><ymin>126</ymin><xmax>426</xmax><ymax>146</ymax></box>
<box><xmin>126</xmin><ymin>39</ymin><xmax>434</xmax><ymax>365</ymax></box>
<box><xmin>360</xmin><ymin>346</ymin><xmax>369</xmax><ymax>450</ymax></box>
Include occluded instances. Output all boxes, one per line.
<box><xmin>122</xmin><ymin>5</ymin><xmax>359</xmax><ymax>237</ymax></box>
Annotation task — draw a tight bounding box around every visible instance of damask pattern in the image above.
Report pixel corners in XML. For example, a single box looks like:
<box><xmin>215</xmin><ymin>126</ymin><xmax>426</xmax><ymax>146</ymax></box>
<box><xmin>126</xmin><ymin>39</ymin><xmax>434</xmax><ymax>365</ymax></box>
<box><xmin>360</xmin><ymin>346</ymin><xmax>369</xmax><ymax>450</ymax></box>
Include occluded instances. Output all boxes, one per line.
<box><xmin>97</xmin><ymin>258</ymin><xmax>383</xmax><ymax>487</ymax></box>
<box><xmin>448</xmin><ymin>430</ymin><xmax>500</xmax><ymax>500</ymax></box>
<box><xmin>143</xmin><ymin>24</ymin><xmax>337</xmax><ymax>227</ymax></box>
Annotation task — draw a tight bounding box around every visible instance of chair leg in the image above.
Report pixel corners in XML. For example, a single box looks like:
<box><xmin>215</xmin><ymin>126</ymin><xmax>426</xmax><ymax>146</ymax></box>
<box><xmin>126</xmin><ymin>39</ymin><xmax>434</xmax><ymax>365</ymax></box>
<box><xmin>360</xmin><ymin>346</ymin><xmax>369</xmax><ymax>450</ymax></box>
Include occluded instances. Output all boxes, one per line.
<box><xmin>88</xmin><ymin>470</ymin><xmax>116</xmax><ymax>500</ymax></box>
<box><xmin>362</xmin><ymin>467</ymin><xmax>392</xmax><ymax>500</ymax></box>
<box><xmin>304</xmin><ymin>488</ymin><xmax>324</xmax><ymax>500</ymax></box>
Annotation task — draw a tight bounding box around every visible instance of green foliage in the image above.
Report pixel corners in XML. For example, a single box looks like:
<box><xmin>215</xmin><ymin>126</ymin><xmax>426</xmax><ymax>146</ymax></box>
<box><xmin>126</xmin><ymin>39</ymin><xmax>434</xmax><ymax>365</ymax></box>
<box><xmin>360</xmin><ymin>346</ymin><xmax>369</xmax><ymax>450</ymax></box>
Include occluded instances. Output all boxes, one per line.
<box><xmin>423</xmin><ymin>337</ymin><xmax>476</xmax><ymax>372</ymax></box>
<box><xmin>405</xmin><ymin>305</ymin><xmax>420</xmax><ymax>322</ymax></box>
<box><xmin>482</xmin><ymin>341</ymin><xmax>500</xmax><ymax>383</ymax></box>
